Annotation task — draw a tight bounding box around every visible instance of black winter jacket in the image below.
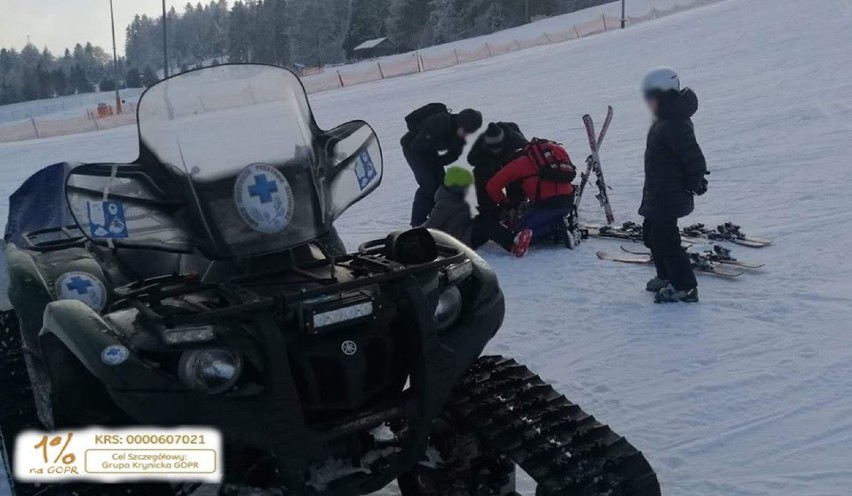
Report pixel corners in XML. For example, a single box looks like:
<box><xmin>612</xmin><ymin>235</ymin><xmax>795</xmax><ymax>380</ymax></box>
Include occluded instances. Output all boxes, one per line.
<box><xmin>639</xmin><ymin>88</ymin><xmax>707</xmax><ymax>220</ymax></box>
<box><xmin>467</xmin><ymin>122</ymin><xmax>528</xmax><ymax>216</ymax></box>
<box><xmin>401</xmin><ymin>113</ymin><xmax>466</xmax><ymax>168</ymax></box>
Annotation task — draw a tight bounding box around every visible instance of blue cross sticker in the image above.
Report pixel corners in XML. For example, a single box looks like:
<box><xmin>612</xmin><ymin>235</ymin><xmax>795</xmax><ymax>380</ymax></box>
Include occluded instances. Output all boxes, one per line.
<box><xmin>248</xmin><ymin>174</ymin><xmax>278</xmax><ymax>204</ymax></box>
<box><xmin>66</xmin><ymin>276</ymin><xmax>93</xmax><ymax>295</ymax></box>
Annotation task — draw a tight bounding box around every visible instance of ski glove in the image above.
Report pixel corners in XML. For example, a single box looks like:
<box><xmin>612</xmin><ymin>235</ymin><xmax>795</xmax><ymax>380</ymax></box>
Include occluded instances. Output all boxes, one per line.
<box><xmin>688</xmin><ymin>177</ymin><xmax>708</xmax><ymax>196</ymax></box>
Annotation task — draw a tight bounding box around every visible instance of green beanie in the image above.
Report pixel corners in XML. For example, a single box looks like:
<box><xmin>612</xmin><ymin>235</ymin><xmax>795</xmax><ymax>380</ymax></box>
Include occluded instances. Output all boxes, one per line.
<box><xmin>444</xmin><ymin>166</ymin><xmax>473</xmax><ymax>188</ymax></box>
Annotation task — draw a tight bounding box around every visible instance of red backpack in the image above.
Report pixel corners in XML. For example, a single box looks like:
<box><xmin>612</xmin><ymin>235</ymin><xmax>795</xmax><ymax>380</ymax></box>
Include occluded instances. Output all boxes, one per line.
<box><xmin>522</xmin><ymin>139</ymin><xmax>576</xmax><ymax>183</ymax></box>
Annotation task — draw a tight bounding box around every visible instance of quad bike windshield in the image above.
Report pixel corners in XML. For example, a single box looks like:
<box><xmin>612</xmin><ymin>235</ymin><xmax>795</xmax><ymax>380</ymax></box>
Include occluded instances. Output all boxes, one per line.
<box><xmin>66</xmin><ymin>64</ymin><xmax>383</xmax><ymax>259</ymax></box>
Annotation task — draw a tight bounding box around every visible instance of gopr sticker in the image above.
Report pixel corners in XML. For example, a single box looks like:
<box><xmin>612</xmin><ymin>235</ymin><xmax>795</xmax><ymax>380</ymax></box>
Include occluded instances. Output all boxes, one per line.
<box><xmin>234</xmin><ymin>163</ymin><xmax>295</xmax><ymax>234</ymax></box>
<box><xmin>355</xmin><ymin>150</ymin><xmax>377</xmax><ymax>191</ymax></box>
<box><xmin>87</xmin><ymin>200</ymin><xmax>128</xmax><ymax>239</ymax></box>
<box><xmin>101</xmin><ymin>345</ymin><xmax>130</xmax><ymax>366</ymax></box>
<box><xmin>55</xmin><ymin>271</ymin><xmax>108</xmax><ymax>312</ymax></box>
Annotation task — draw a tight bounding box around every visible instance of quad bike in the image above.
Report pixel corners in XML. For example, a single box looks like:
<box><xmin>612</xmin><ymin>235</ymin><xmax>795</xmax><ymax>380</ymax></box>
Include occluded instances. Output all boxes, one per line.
<box><xmin>0</xmin><ymin>64</ymin><xmax>660</xmax><ymax>496</ymax></box>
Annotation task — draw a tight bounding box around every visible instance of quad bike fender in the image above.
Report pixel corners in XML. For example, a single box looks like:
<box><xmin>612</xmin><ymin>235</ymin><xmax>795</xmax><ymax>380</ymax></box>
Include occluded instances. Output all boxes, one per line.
<box><xmin>426</xmin><ymin>230</ymin><xmax>506</xmax><ymax>379</ymax></box>
<box><xmin>5</xmin><ymin>244</ymin><xmax>113</xmax><ymax>347</ymax></box>
<box><xmin>428</xmin><ymin>230</ymin><xmax>502</xmax><ymax>305</ymax></box>
<box><xmin>39</xmin><ymin>299</ymin><xmax>178</xmax><ymax>391</ymax></box>
<box><xmin>4</xmin><ymin>244</ymin><xmax>55</xmax><ymax>356</ymax></box>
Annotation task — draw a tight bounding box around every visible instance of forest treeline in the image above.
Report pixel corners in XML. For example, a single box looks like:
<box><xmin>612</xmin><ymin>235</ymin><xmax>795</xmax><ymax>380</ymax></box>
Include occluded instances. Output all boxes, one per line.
<box><xmin>1</xmin><ymin>0</ymin><xmax>609</xmax><ymax>105</ymax></box>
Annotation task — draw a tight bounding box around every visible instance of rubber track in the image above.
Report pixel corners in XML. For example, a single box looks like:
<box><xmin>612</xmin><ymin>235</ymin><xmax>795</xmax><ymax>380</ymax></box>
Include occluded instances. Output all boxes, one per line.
<box><xmin>449</xmin><ymin>356</ymin><xmax>661</xmax><ymax>496</ymax></box>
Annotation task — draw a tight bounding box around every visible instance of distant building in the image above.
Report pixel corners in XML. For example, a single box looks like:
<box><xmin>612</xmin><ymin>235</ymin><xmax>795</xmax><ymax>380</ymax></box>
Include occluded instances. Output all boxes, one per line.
<box><xmin>352</xmin><ymin>37</ymin><xmax>399</xmax><ymax>60</ymax></box>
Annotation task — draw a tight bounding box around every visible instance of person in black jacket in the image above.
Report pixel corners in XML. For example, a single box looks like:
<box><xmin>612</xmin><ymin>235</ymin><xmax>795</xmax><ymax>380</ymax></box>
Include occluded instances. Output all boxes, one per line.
<box><xmin>639</xmin><ymin>68</ymin><xmax>708</xmax><ymax>303</ymax></box>
<box><xmin>401</xmin><ymin>107</ymin><xmax>482</xmax><ymax>226</ymax></box>
<box><xmin>467</xmin><ymin>122</ymin><xmax>528</xmax><ymax>219</ymax></box>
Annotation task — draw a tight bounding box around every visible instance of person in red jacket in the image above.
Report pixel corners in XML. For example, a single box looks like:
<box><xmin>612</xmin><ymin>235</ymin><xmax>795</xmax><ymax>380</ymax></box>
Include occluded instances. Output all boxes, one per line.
<box><xmin>486</xmin><ymin>139</ymin><xmax>576</xmax><ymax>247</ymax></box>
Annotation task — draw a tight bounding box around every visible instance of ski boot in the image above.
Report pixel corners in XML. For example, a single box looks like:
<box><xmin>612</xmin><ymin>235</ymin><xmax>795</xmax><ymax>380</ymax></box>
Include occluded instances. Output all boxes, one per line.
<box><xmin>717</xmin><ymin>222</ymin><xmax>745</xmax><ymax>240</ymax></box>
<box><xmin>511</xmin><ymin>229</ymin><xmax>533</xmax><ymax>258</ymax></box>
<box><xmin>646</xmin><ymin>277</ymin><xmax>669</xmax><ymax>293</ymax></box>
<box><xmin>682</xmin><ymin>223</ymin><xmax>706</xmax><ymax>238</ymax></box>
<box><xmin>622</xmin><ymin>221</ymin><xmax>642</xmax><ymax>233</ymax></box>
<box><xmin>709</xmin><ymin>245</ymin><xmax>736</xmax><ymax>263</ymax></box>
<box><xmin>655</xmin><ymin>284</ymin><xmax>699</xmax><ymax>303</ymax></box>
<box><xmin>561</xmin><ymin>216</ymin><xmax>587</xmax><ymax>249</ymax></box>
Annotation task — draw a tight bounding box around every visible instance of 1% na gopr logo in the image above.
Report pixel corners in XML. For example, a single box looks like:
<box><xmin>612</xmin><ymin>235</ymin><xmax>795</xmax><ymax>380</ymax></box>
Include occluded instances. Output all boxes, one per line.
<box><xmin>29</xmin><ymin>432</ymin><xmax>79</xmax><ymax>476</ymax></box>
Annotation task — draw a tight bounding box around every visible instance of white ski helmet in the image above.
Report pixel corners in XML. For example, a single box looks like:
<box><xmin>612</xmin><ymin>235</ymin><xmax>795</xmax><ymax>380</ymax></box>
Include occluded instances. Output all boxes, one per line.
<box><xmin>641</xmin><ymin>67</ymin><xmax>680</xmax><ymax>94</ymax></box>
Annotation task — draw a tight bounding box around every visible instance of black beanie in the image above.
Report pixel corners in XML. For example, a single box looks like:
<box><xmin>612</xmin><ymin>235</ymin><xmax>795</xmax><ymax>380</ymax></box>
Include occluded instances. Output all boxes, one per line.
<box><xmin>483</xmin><ymin>123</ymin><xmax>505</xmax><ymax>146</ymax></box>
<box><xmin>457</xmin><ymin>109</ymin><xmax>483</xmax><ymax>133</ymax></box>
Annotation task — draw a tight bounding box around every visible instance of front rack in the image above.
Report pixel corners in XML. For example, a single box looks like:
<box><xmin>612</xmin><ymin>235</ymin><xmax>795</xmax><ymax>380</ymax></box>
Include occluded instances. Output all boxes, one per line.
<box><xmin>110</xmin><ymin>238</ymin><xmax>466</xmax><ymax>327</ymax></box>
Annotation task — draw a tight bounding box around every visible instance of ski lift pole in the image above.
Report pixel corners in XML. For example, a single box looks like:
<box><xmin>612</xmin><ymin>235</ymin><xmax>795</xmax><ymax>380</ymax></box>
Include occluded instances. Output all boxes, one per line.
<box><xmin>109</xmin><ymin>0</ymin><xmax>121</xmax><ymax>113</ymax></box>
<box><xmin>162</xmin><ymin>0</ymin><xmax>169</xmax><ymax>78</ymax></box>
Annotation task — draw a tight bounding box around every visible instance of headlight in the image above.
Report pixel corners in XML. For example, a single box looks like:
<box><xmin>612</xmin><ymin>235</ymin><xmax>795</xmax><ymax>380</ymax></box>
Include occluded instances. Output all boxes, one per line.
<box><xmin>434</xmin><ymin>286</ymin><xmax>463</xmax><ymax>331</ymax></box>
<box><xmin>178</xmin><ymin>349</ymin><xmax>243</xmax><ymax>394</ymax></box>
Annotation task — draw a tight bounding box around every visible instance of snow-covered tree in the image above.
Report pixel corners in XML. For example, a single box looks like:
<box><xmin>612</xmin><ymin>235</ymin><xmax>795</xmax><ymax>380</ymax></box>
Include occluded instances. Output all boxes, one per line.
<box><xmin>343</xmin><ymin>0</ymin><xmax>390</xmax><ymax>59</ymax></box>
<box><xmin>387</xmin><ymin>0</ymin><xmax>432</xmax><ymax>50</ymax></box>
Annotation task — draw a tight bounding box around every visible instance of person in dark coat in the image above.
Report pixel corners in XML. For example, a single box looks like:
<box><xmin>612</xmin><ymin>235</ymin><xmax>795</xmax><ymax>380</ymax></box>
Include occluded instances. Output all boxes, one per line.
<box><xmin>424</xmin><ymin>167</ymin><xmax>530</xmax><ymax>257</ymax></box>
<box><xmin>401</xmin><ymin>107</ymin><xmax>483</xmax><ymax>227</ymax></box>
<box><xmin>639</xmin><ymin>67</ymin><xmax>708</xmax><ymax>303</ymax></box>
<box><xmin>467</xmin><ymin>122</ymin><xmax>528</xmax><ymax>219</ymax></box>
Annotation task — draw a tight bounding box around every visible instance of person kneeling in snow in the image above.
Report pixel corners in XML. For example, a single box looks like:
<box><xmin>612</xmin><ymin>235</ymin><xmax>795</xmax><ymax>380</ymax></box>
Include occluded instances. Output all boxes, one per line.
<box><xmin>467</xmin><ymin>122</ymin><xmax>529</xmax><ymax>220</ymax></box>
<box><xmin>486</xmin><ymin>139</ymin><xmax>576</xmax><ymax>253</ymax></box>
<box><xmin>424</xmin><ymin>167</ymin><xmax>533</xmax><ymax>257</ymax></box>
<box><xmin>639</xmin><ymin>67</ymin><xmax>708</xmax><ymax>304</ymax></box>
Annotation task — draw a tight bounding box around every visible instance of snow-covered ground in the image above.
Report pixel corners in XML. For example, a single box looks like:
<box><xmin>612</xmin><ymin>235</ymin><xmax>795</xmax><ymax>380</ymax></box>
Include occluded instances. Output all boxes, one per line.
<box><xmin>3</xmin><ymin>0</ymin><xmax>852</xmax><ymax>494</ymax></box>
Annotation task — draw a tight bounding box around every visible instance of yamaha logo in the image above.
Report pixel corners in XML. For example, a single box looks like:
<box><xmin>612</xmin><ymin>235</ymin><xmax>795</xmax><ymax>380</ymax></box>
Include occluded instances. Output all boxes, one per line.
<box><xmin>341</xmin><ymin>340</ymin><xmax>358</xmax><ymax>356</ymax></box>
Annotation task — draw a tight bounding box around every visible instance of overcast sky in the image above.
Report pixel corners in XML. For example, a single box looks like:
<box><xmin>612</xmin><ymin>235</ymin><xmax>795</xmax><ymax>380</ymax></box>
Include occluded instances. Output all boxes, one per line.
<box><xmin>0</xmin><ymin>0</ymin><xmax>185</xmax><ymax>56</ymax></box>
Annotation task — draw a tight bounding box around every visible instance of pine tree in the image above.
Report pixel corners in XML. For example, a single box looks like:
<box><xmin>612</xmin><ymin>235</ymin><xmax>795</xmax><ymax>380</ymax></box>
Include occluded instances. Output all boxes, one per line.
<box><xmin>100</xmin><ymin>78</ymin><xmax>117</xmax><ymax>92</ymax></box>
<box><xmin>343</xmin><ymin>0</ymin><xmax>390</xmax><ymax>59</ymax></box>
<box><xmin>142</xmin><ymin>65</ymin><xmax>159</xmax><ymax>87</ymax></box>
<box><xmin>51</xmin><ymin>68</ymin><xmax>69</xmax><ymax>95</ymax></box>
<box><xmin>291</xmin><ymin>0</ymin><xmax>344</xmax><ymax>66</ymax></box>
<box><xmin>228</xmin><ymin>1</ymin><xmax>252</xmax><ymax>62</ymax></box>
<box><xmin>126</xmin><ymin>67</ymin><xmax>143</xmax><ymax>88</ymax></box>
<box><xmin>69</xmin><ymin>64</ymin><xmax>94</xmax><ymax>93</ymax></box>
<box><xmin>388</xmin><ymin>0</ymin><xmax>432</xmax><ymax>50</ymax></box>
<box><xmin>264</xmin><ymin>0</ymin><xmax>291</xmax><ymax>66</ymax></box>
<box><xmin>428</xmin><ymin>0</ymin><xmax>465</xmax><ymax>44</ymax></box>
<box><xmin>36</xmin><ymin>62</ymin><xmax>53</xmax><ymax>98</ymax></box>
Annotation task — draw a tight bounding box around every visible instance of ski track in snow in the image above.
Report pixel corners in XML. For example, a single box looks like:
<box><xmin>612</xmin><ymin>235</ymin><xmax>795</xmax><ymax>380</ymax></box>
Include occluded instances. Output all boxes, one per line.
<box><xmin>3</xmin><ymin>0</ymin><xmax>852</xmax><ymax>494</ymax></box>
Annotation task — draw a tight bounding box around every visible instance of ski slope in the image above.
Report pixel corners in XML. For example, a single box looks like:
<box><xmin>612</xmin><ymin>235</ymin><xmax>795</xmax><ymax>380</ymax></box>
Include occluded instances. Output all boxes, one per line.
<box><xmin>3</xmin><ymin>0</ymin><xmax>852</xmax><ymax>494</ymax></box>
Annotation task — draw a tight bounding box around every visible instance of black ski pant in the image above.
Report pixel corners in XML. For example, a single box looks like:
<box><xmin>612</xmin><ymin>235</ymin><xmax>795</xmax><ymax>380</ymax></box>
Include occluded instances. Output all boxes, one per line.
<box><xmin>405</xmin><ymin>148</ymin><xmax>445</xmax><ymax>227</ymax></box>
<box><xmin>471</xmin><ymin>216</ymin><xmax>515</xmax><ymax>252</ymax></box>
<box><xmin>642</xmin><ymin>217</ymin><xmax>697</xmax><ymax>290</ymax></box>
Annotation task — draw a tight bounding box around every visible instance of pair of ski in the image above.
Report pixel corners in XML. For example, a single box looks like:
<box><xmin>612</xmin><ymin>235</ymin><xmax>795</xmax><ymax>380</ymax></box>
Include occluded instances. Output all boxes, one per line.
<box><xmin>576</xmin><ymin>106</ymin><xmax>615</xmax><ymax>225</ymax></box>
<box><xmin>585</xmin><ymin>221</ymin><xmax>772</xmax><ymax>248</ymax></box>
<box><xmin>562</xmin><ymin>106</ymin><xmax>615</xmax><ymax>248</ymax></box>
<box><xmin>599</xmin><ymin>243</ymin><xmax>765</xmax><ymax>277</ymax></box>
<box><xmin>596</xmin><ymin>250</ymin><xmax>749</xmax><ymax>278</ymax></box>
<box><xmin>682</xmin><ymin>222</ymin><xmax>771</xmax><ymax>248</ymax></box>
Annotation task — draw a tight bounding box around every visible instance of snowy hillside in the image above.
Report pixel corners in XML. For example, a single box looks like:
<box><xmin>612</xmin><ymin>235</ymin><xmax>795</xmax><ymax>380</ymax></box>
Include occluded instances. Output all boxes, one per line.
<box><xmin>0</xmin><ymin>0</ymin><xmax>689</xmax><ymax>129</ymax></box>
<box><xmin>407</xmin><ymin>0</ymin><xmax>698</xmax><ymax>56</ymax></box>
<box><xmin>3</xmin><ymin>0</ymin><xmax>852</xmax><ymax>494</ymax></box>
